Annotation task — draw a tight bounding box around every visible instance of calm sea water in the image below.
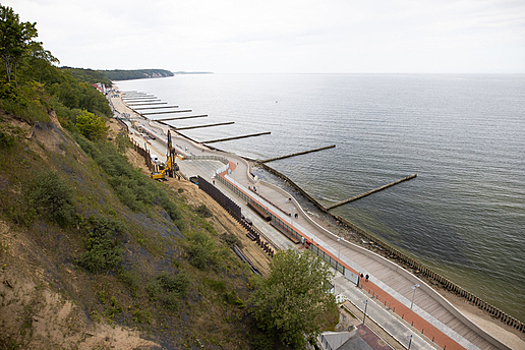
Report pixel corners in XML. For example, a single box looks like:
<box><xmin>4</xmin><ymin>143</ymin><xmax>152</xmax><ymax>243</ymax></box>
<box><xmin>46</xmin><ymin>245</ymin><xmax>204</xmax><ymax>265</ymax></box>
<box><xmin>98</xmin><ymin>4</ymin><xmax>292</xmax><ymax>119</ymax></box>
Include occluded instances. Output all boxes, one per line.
<box><xmin>116</xmin><ymin>74</ymin><xmax>525</xmax><ymax>320</ymax></box>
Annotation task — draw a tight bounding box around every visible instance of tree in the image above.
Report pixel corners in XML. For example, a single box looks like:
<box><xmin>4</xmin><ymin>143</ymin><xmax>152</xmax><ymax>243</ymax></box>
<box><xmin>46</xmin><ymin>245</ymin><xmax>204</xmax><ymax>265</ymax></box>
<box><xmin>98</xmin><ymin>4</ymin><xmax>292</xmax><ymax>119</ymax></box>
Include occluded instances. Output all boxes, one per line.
<box><xmin>0</xmin><ymin>5</ymin><xmax>38</xmax><ymax>87</ymax></box>
<box><xmin>26</xmin><ymin>40</ymin><xmax>59</xmax><ymax>83</ymax></box>
<box><xmin>75</xmin><ymin>110</ymin><xmax>108</xmax><ymax>141</ymax></box>
<box><xmin>248</xmin><ymin>249</ymin><xmax>336</xmax><ymax>349</ymax></box>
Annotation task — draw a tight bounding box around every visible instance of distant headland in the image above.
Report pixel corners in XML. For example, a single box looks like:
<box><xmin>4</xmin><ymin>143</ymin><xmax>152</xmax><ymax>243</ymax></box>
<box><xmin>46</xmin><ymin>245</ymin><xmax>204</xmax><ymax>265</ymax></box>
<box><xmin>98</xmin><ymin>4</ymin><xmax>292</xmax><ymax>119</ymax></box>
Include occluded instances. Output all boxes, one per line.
<box><xmin>61</xmin><ymin>67</ymin><xmax>213</xmax><ymax>83</ymax></box>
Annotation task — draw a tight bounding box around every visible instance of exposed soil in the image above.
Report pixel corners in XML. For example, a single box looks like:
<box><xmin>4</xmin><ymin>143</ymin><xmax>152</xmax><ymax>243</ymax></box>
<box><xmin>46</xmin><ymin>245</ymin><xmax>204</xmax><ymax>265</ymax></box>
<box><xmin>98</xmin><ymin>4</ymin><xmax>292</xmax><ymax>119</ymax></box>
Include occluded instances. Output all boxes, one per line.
<box><xmin>0</xmin><ymin>220</ymin><xmax>160</xmax><ymax>350</ymax></box>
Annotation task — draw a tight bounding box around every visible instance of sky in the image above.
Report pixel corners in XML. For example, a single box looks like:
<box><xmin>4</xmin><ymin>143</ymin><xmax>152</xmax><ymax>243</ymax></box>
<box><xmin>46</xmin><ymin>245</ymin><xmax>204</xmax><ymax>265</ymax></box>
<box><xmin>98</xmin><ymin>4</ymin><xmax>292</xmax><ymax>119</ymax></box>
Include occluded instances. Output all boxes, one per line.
<box><xmin>7</xmin><ymin>0</ymin><xmax>525</xmax><ymax>73</ymax></box>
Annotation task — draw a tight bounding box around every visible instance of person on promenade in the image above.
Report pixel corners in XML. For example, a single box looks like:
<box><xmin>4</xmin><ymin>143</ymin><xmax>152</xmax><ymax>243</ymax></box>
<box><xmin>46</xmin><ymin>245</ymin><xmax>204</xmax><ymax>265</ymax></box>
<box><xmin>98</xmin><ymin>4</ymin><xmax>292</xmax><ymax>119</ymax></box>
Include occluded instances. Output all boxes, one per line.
<box><xmin>365</xmin><ymin>274</ymin><xmax>369</xmax><ymax>282</ymax></box>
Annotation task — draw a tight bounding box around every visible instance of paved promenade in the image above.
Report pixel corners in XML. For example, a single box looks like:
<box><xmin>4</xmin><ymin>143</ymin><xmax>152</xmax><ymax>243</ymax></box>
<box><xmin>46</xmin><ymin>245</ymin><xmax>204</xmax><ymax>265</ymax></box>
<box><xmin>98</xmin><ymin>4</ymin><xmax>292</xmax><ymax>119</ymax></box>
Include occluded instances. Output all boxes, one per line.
<box><xmin>110</xmin><ymin>94</ymin><xmax>513</xmax><ymax>350</ymax></box>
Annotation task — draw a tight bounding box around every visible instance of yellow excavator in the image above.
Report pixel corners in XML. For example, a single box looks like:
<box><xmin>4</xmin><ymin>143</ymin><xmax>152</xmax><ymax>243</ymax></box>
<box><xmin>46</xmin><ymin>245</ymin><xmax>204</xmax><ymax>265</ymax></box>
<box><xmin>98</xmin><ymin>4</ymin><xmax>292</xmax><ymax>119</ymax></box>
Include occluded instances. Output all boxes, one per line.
<box><xmin>151</xmin><ymin>130</ymin><xmax>179</xmax><ymax>180</ymax></box>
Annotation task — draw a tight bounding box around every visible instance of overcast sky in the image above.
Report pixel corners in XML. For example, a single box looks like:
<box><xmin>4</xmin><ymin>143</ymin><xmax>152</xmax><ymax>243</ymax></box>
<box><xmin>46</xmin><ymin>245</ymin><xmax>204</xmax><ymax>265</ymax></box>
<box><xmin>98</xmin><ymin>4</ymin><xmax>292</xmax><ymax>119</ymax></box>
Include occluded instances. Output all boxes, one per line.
<box><xmin>8</xmin><ymin>0</ymin><xmax>525</xmax><ymax>73</ymax></box>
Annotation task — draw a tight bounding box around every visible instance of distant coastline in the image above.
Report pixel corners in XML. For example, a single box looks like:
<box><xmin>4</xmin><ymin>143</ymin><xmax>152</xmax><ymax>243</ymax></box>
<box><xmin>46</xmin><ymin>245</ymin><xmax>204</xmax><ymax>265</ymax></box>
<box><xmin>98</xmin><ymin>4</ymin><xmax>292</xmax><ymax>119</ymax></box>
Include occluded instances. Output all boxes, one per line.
<box><xmin>173</xmin><ymin>71</ymin><xmax>213</xmax><ymax>75</ymax></box>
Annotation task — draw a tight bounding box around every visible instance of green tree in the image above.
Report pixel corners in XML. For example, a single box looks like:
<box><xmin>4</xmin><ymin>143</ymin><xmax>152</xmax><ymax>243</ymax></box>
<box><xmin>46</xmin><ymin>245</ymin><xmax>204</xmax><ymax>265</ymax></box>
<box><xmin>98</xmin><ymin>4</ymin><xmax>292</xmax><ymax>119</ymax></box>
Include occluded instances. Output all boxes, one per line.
<box><xmin>0</xmin><ymin>5</ymin><xmax>38</xmax><ymax>87</ymax></box>
<box><xmin>26</xmin><ymin>41</ymin><xmax>59</xmax><ymax>83</ymax></box>
<box><xmin>76</xmin><ymin>110</ymin><xmax>107</xmax><ymax>141</ymax></box>
<box><xmin>249</xmin><ymin>249</ymin><xmax>335</xmax><ymax>349</ymax></box>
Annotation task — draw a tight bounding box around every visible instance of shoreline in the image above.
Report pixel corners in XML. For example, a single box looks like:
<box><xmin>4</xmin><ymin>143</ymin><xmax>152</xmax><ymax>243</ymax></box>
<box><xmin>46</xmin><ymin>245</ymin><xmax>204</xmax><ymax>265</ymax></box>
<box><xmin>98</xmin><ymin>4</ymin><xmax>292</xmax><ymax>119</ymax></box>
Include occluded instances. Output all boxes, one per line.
<box><xmin>110</xmin><ymin>88</ymin><xmax>525</xmax><ymax>349</ymax></box>
<box><xmin>251</xmin><ymin>159</ymin><xmax>525</xmax><ymax>349</ymax></box>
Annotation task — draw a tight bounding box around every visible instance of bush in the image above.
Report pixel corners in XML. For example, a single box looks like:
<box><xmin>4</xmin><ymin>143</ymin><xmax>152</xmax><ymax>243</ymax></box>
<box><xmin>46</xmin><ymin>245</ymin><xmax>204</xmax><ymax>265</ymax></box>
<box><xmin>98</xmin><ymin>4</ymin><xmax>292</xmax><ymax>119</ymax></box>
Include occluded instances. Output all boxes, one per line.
<box><xmin>195</xmin><ymin>204</ymin><xmax>212</xmax><ymax>218</ymax></box>
<box><xmin>78</xmin><ymin>217</ymin><xmax>125</xmax><ymax>273</ymax></box>
<box><xmin>30</xmin><ymin>170</ymin><xmax>75</xmax><ymax>226</ymax></box>
<box><xmin>221</xmin><ymin>233</ymin><xmax>242</xmax><ymax>249</ymax></box>
<box><xmin>157</xmin><ymin>270</ymin><xmax>191</xmax><ymax>298</ymax></box>
<box><xmin>146</xmin><ymin>279</ymin><xmax>163</xmax><ymax>301</ymax></box>
<box><xmin>163</xmin><ymin>291</ymin><xmax>181</xmax><ymax>312</ymax></box>
<box><xmin>119</xmin><ymin>269</ymin><xmax>141</xmax><ymax>296</ymax></box>
<box><xmin>186</xmin><ymin>244</ymin><xmax>209</xmax><ymax>269</ymax></box>
<box><xmin>132</xmin><ymin>308</ymin><xmax>152</xmax><ymax>324</ymax></box>
<box><xmin>0</xmin><ymin>130</ymin><xmax>15</xmax><ymax>148</ymax></box>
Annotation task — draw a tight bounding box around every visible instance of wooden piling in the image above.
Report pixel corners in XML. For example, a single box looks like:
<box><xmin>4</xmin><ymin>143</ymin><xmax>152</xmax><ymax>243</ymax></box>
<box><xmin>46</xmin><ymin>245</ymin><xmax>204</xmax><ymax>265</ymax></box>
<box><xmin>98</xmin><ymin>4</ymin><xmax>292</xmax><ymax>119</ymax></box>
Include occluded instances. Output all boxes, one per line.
<box><xmin>203</xmin><ymin>131</ymin><xmax>271</xmax><ymax>144</ymax></box>
<box><xmin>325</xmin><ymin>174</ymin><xmax>417</xmax><ymax>210</ymax></box>
<box><xmin>259</xmin><ymin>145</ymin><xmax>336</xmax><ymax>163</ymax></box>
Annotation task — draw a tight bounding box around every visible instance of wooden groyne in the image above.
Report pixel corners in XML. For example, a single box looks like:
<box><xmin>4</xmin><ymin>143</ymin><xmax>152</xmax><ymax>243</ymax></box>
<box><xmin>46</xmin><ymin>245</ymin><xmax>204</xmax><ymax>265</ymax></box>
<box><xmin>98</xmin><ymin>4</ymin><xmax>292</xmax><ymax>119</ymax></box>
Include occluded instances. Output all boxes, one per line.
<box><xmin>175</xmin><ymin>121</ymin><xmax>234</xmax><ymax>130</ymax></box>
<box><xmin>127</xmin><ymin>102</ymin><xmax>167</xmax><ymax>106</ymax></box>
<box><xmin>122</xmin><ymin>98</ymin><xmax>156</xmax><ymax>101</ymax></box>
<box><xmin>155</xmin><ymin>114</ymin><xmax>208</xmax><ymax>121</ymax></box>
<box><xmin>325</xmin><ymin>174</ymin><xmax>417</xmax><ymax>211</ymax></box>
<box><xmin>141</xmin><ymin>109</ymin><xmax>192</xmax><ymax>115</ymax></box>
<box><xmin>203</xmin><ymin>131</ymin><xmax>271</xmax><ymax>144</ymax></box>
<box><xmin>122</xmin><ymin>96</ymin><xmax>155</xmax><ymax>100</ymax></box>
<box><xmin>259</xmin><ymin>145</ymin><xmax>336</xmax><ymax>163</ymax></box>
<box><xmin>133</xmin><ymin>105</ymin><xmax>179</xmax><ymax>110</ymax></box>
<box><xmin>125</xmin><ymin>99</ymin><xmax>160</xmax><ymax>103</ymax></box>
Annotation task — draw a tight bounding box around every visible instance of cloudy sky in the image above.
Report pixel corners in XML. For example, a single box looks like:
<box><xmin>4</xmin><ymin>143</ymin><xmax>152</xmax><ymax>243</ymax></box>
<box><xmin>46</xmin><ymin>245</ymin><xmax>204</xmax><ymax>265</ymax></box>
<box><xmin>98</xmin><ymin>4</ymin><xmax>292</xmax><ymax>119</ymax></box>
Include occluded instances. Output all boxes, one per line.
<box><xmin>8</xmin><ymin>0</ymin><xmax>525</xmax><ymax>73</ymax></box>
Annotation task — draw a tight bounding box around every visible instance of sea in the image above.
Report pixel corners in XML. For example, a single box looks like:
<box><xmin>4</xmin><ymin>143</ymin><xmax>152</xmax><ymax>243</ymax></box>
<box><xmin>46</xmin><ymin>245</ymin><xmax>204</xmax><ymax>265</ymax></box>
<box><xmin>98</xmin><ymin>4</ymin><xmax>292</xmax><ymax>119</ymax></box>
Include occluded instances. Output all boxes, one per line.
<box><xmin>115</xmin><ymin>74</ymin><xmax>525</xmax><ymax>321</ymax></box>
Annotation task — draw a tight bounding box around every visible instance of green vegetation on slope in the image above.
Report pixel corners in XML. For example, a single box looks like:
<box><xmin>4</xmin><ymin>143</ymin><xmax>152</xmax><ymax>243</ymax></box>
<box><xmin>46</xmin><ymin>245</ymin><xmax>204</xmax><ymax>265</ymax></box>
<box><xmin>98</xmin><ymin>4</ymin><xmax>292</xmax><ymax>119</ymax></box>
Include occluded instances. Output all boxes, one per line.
<box><xmin>0</xmin><ymin>5</ymin><xmax>338</xmax><ymax>349</ymax></box>
<box><xmin>100</xmin><ymin>68</ymin><xmax>174</xmax><ymax>81</ymax></box>
<box><xmin>61</xmin><ymin>66</ymin><xmax>112</xmax><ymax>86</ymax></box>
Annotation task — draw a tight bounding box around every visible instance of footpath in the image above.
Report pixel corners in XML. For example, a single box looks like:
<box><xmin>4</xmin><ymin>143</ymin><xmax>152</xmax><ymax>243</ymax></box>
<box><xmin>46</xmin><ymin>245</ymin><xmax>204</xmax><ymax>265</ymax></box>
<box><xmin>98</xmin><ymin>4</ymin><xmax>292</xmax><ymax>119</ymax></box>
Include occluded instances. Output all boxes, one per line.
<box><xmin>109</xmin><ymin>93</ymin><xmax>516</xmax><ymax>350</ymax></box>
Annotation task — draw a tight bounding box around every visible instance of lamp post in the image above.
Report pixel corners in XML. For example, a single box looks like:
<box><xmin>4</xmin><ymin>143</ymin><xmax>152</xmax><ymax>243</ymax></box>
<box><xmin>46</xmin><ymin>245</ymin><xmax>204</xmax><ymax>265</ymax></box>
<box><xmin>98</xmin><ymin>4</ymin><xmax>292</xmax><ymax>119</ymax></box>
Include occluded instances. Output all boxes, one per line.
<box><xmin>410</xmin><ymin>284</ymin><xmax>420</xmax><ymax>310</ymax></box>
<box><xmin>362</xmin><ymin>300</ymin><xmax>368</xmax><ymax>325</ymax></box>
<box><xmin>407</xmin><ymin>335</ymin><xmax>413</xmax><ymax>350</ymax></box>
<box><xmin>337</xmin><ymin>237</ymin><xmax>341</xmax><ymax>259</ymax></box>
<box><xmin>291</xmin><ymin>207</ymin><xmax>296</xmax><ymax>226</ymax></box>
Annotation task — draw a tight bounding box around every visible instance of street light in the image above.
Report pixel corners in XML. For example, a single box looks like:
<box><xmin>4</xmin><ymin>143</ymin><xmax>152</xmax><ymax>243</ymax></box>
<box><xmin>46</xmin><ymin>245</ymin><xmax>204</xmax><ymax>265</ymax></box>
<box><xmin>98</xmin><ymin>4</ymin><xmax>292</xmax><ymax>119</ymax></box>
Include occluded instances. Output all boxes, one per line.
<box><xmin>291</xmin><ymin>207</ymin><xmax>296</xmax><ymax>226</ymax></box>
<box><xmin>337</xmin><ymin>237</ymin><xmax>342</xmax><ymax>259</ymax></box>
<box><xmin>410</xmin><ymin>284</ymin><xmax>420</xmax><ymax>310</ymax></box>
<box><xmin>407</xmin><ymin>335</ymin><xmax>413</xmax><ymax>350</ymax></box>
<box><xmin>362</xmin><ymin>300</ymin><xmax>368</xmax><ymax>325</ymax></box>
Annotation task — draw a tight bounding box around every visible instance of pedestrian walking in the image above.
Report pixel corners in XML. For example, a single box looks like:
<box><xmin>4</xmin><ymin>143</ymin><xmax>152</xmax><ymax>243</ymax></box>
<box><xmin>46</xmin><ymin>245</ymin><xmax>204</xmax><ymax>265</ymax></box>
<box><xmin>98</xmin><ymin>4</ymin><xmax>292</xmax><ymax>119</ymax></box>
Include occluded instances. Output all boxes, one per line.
<box><xmin>365</xmin><ymin>274</ymin><xmax>369</xmax><ymax>282</ymax></box>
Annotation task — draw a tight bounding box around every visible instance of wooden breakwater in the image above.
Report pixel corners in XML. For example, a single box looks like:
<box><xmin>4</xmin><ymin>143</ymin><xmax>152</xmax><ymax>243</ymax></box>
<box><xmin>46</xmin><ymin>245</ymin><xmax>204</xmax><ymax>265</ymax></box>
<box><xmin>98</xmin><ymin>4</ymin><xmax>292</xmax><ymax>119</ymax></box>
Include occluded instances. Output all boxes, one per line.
<box><xmin>140</xmin><ymin>109</ymin><xmax>192</xmax><ymax>115</ymax></box>
<box><xmin>175</xmin><ymin>121</ymin><xmax>235</xmax><ymax>130</ymax></box>
<box><xmin>122</xmin><ymin>96</ymin><xmax>155</xmax><ymax>100</ymax></box>
<box><xmin>133</xmin><ymin>105</ymin><xmax>179</xmax><ymax>110</ymax></box>
<box><xmin>259</xmin><ymin>145</ymin><xmax>336</xmax><ymax>163</ymax></box>
<box><xmin>326</xmin><ymin>174</ymin><xmax>417</xmax><ymax>210</ymax></box>
<box><xmin>127</xmin><ymin>102</ymin><xmax>167</xmax><ymax>106</ymax></box>
<box><xmin>203</xmin><ymin>131</ymin><xmax>271</xmax><ymax>144</ymax></box>
<box><xmin>156</xmin><ymin>115</ymin><xmax>208</xmax><ymax>121</ymax></box>
<box><xmin>258</xmin><ymin>163</ymin><xmax>525</xmax><ymax>332</ymax></box>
